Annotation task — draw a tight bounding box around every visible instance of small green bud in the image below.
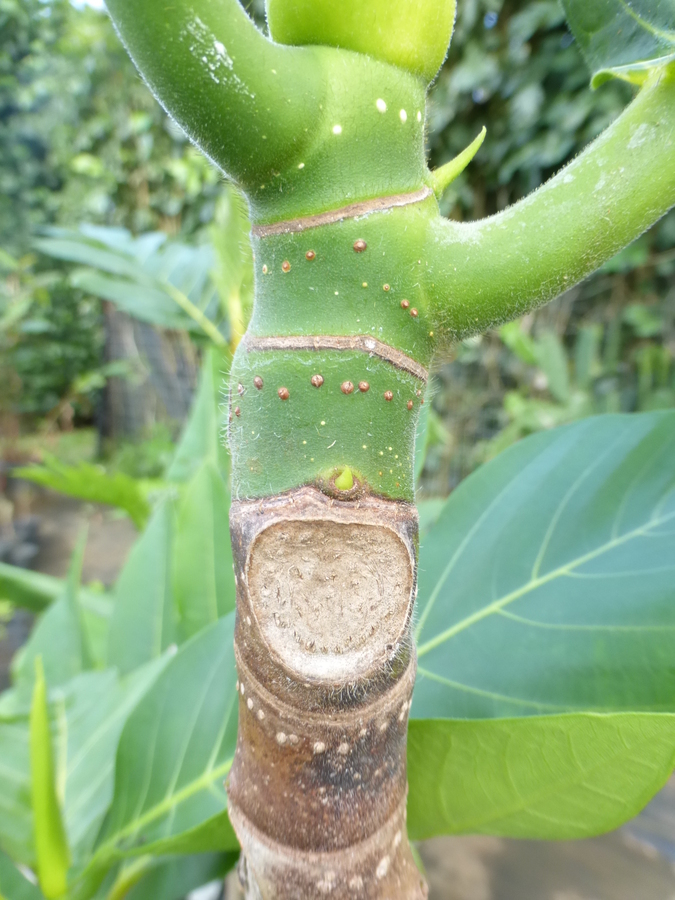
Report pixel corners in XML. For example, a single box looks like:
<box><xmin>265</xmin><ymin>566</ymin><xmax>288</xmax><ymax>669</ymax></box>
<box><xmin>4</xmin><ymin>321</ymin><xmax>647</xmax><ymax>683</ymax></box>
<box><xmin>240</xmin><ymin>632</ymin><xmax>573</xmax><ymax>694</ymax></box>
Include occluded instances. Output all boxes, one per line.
<box><xmin>335</xmin><ymin>466</ymin><xmax>354</xmax><ymax>491</ymax></box>
<box><xmin>266</xmin><ymin>0</ymin><xmax>456</xmax><ymax>83</ymax></box>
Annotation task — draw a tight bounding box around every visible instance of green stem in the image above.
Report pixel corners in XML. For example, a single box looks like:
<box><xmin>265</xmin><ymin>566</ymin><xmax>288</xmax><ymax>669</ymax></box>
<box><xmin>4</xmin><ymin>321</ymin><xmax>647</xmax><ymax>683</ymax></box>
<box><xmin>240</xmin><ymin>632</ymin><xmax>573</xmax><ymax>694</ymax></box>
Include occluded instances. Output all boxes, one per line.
<box><xmin>105</xmin><ymin>857</ymin><xmax>152</xmax><ymax>900</ymax></box>
<box><xmin>104</xmin><ymin>0</ymin><xmax>322</xmax><ymax>185</ymax></box>
<box><xmin>426</xmin><ymin>64</ymin><xmax>675</xmax><ymax>341</ymax></box>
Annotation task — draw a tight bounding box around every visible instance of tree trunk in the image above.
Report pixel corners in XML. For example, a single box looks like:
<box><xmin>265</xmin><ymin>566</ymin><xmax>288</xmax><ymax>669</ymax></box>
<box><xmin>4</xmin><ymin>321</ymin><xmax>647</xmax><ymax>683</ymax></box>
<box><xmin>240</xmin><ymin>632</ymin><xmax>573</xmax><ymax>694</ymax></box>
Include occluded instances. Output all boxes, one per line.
<box><xmin>226</xmin><ymin>193</ymin><xmax>432</xmax><ymax>898</ymax></box>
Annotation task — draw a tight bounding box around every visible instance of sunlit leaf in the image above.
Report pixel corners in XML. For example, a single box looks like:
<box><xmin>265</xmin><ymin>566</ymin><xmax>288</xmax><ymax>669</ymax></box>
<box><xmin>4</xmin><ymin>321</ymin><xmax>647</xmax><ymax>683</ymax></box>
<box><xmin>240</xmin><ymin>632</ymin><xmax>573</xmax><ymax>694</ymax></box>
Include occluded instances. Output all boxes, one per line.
<box><xmin>408</xmin><ymin>713</ymin><xmax>675</xmax><ymax>840</ymax></box>
<box><xmin>410</xmin><ymin>412</ymin><xmax>675</xmax><ymax>838</ymax></box>
<box><xmin>0</xmin><ymin>567</ymin><xmax>111</xmax><ymax>661</ymax></box>
<box><xmin>60</xmin><ymin>662</ymin><xmax>168</xmax><ymax>865</ymax></box>
<box><xmin>70</xmin><ymin>271</ymin><xmax>194</xmax><ymax>332</ymax></box>
<box><xmin>35</xmin><ymin>227</ymin><xmax>228</xmax><ymax>344</ymax></box>
<box><xmin>0</xmin><ymin>566</ymin><xmax>60</xmax><ymax>614</ymax></box>
<box><xmin>0</xmin><ymin>659</ymin><xmax>166</xmax><ymax>880</ymax></box>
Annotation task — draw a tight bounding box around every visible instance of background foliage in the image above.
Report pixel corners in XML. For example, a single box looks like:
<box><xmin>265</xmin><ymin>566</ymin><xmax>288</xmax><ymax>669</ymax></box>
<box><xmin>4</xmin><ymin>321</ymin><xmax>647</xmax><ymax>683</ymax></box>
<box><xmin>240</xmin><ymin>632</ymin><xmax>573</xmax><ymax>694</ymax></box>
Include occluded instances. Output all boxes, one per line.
<box><xmin>2</xmin><ymin>0</ymin><xmax>673</xmax><ymax>473</ymax></box>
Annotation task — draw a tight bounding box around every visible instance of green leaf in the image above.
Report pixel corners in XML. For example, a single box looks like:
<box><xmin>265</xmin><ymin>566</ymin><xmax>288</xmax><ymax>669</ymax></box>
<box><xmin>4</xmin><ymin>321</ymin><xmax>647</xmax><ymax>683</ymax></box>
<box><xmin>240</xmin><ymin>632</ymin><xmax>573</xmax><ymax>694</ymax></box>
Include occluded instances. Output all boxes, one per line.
<box><xmin>30</xmin><ymin>658</ymin><xmax>70</xmax><ymax>899</ymax></box>
<box><xmin>534</xmin><ymin>331</ymin><xmax>570</xmax><ymax>404</ymax></box>
<box><xmin>561</xmin><ymin>0</ymin><xmax>675</xmax><ymax>87</ymax></box>
<box><xmin>79</xmin><ymin>594</ymin><xmax>114</xmax><ymax>675</ymax></box>
<box><xmin>0</xmin><ymin>564</ymin><xmax>112</xmax><ymax>667</ymax></box>
<box><xmin>0</xmin><ymin>713</ymin><xmax>33</xmax><ymax>867</ymax></box>
<box><xmin>499</xmin><ymin>321</ymin><xmax>538</xmax><ymax>366</ymax></box>
<box><xmin>0</xmin><ymin>566</ymin><xmax>59</xmax><ymax>614</ymax></box>
<box><xmin>108</xmin><ymin>501</ymin><xmax>177</xmax><ymax>675</ymax></box>
<box><xmin>166</xmin><ymin>348</ymin><xmax>230</xmax><ymax>484</ymax></box>
<box><xmin>417</xmin><ymin>497</ymin><xmax>445</xmax><ymax>537</ymax></box>
<box><xmin>16</xmin><ymin>459</ymin><xmax>150</xmax><ymax>531</ymax></box>
<box><xmin>0</xmin><ymin>851</ymin><xmax>44</xmax><ymax>900</ymax></box>
<box><xmin>89</xmin><ymin>615</ymin><xmax>239</xmax><ymax>871</ymax></box>
<box><xmin>172</xmin><ymin>462</ymin><xmax>235</xmax><ymax>640</ymax></box>
<box><xmin>14</xmin><ymin>535</ymin><xmax>90</xmax><ymax>693</ymax></box>
<box><xmin>60</xmin><ymin>663</ymin><xmax>168</xmax><ymax>866</ymax></box>
<box><xmin>410</xmin><ymin>412</ymin><xmax>675</xmax><ymax>840</ymax></box>
<box><xmin>125</xmin><ymin>852</ymin><xmax>237</xmax><ymax>900</ymax></box>
<box><xmin>36</xmin><ymin>228</ymin><xmax>228</xmax><ymax>346</ymax></box>
<box><xmin>33</xmin><ymin>237</ymin><xmax>143</xmax><ymax>282</ymax></box>
<box><xmin>0</xmin><ymin>662</ymin><xmax>166</xmax><ymax>880</ymax></box>
<box><xmin>415</xmin><ymin>411</ymin><xmax>675</xmax><ymax>716</ymax></box>
<box><xmin>430</xmin><ymin>127</ymin><xmax>486</xmax><ymax>199</ymax></box>
<box><xmin>408</xmin><ymin>713</ymin><xmax>675</xmax><ymax>840</ymax></box>
<box><xmin>70</xmin><ymin>271</ymin><xmax>194</xmax><ymax>332</ymax></box>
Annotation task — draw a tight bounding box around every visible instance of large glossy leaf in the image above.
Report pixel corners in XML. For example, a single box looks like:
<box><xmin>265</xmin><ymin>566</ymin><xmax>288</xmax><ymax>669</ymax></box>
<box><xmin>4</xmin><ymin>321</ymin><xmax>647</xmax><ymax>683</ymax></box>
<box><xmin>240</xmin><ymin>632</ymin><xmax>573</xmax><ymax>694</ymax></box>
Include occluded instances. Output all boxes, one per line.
<box><xmin>172</xmin><ymin>462</ymin><xmax>235</xmax><ymax>640</ymax></box>
<box><xmin>561</xmin><ymin>0</ymin><xmax>675</xmax><ymax>87</ymax></box>
<box><xmin>16</xmin><ymin>459</ymin><xmax>150</xmax><ymax>531</ymax></box>
<box><xmin>29</xmin><ymin>660</ymin><xmax>70</xmax><ymax>900</ymax></box>
<box><xmin>88</xmin><ymin>615</ymin><xmax>238</xmax><ymax>874</ymax></box>
<box><xmin>414</xmin><ymin>412</ymin><xmax>675</xmax><ymax>716</ymax></box>
<box><xmin>408</xmin><ymin>713</ymin><xmax>675</xmax><ymax>840</ymax></box>
<box><xmin>32</xmin><ymin>236</ymin><xmax>146</xmax><ymax>282</ymax></box>
<box><xmin>108</xmin><ymin>501</ymin><xmax>177</xmax><ymax>675</ymax></box>
<box><xmin>410</xmin><ymin>412</ymin><xmax>675</xmax><ymax>839</ymax></box>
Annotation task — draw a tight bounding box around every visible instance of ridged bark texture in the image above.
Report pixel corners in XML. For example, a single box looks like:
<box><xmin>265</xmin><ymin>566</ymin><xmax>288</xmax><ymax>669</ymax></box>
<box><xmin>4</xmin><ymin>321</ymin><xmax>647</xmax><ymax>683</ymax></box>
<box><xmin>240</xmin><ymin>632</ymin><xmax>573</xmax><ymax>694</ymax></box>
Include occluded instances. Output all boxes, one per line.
<box><xmin>227</xmin><ymin>487</ymin><xmax>426</xmax><ymax>898</ymax></box>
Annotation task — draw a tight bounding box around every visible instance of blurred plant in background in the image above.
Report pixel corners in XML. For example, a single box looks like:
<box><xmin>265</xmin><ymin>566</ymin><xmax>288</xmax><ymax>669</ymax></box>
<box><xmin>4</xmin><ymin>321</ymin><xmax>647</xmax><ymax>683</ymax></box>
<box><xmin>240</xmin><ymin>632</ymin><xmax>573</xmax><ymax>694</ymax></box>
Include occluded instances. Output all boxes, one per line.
<box><xmin>417</xmin><ymin>0</ymin><xmax>675</xmax><ymax>495</ymax></box>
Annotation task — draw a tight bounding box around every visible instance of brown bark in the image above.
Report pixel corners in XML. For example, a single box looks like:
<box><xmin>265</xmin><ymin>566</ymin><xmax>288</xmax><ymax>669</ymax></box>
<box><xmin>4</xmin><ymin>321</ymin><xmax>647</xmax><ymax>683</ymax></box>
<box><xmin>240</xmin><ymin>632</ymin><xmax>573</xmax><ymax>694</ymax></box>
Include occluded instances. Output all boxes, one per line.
<box><xmin>227</xmin><ymin>487</ymin><xmax>427</xmax><ymax>899</ymax></box>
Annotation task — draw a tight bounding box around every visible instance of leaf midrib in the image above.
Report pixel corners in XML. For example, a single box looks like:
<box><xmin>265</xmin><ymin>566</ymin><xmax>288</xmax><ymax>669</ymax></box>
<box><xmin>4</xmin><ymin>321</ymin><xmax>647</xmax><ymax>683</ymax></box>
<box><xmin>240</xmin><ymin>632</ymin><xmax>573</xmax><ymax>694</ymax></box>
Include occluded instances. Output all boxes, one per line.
<box><xmin>417</xmin><ymin>509</ymin><xmax>675</xmax><ymax>657</ymax></box>
<box><xmin>91</xmin><ymin>757</ymin><xmax>232</xmax><ymax>863</ymax></box>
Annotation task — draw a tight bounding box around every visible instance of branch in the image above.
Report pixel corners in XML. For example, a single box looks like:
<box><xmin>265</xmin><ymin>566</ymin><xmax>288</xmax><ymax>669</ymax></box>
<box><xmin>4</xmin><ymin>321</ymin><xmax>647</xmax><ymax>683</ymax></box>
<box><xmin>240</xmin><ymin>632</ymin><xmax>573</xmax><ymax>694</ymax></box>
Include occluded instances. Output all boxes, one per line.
<box><xmin>426</xmin><ymin>64</ymin><xmax>675</xmax><ymax>341</ymax></box>
<box><xmin>104</xmin><ymin>0</ymin><xmax>322</xmax><ymax>187</ymax></box>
